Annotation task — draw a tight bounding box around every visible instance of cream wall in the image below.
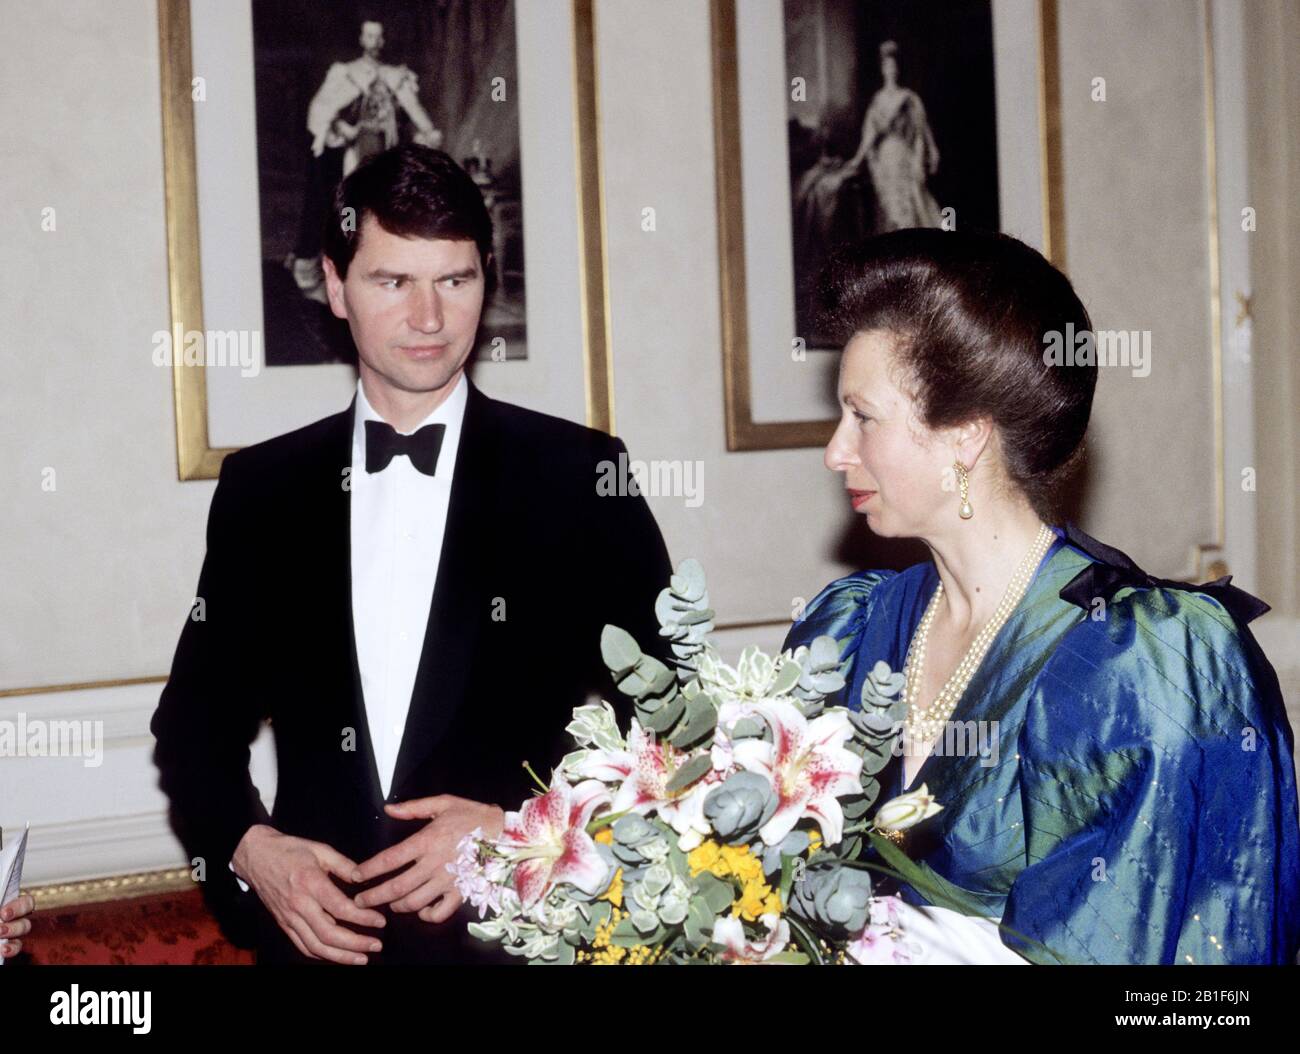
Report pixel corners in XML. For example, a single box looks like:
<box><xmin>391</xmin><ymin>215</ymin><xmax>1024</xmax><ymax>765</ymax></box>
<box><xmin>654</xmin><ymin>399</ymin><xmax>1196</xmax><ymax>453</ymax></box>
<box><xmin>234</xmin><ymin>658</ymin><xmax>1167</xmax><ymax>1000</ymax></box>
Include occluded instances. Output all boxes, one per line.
<box><xmin>1</xmin><ymin>0</ymin><xmax>1296</xmax><ymax>888</ymax></box>
<box><xmin>1245</xmin><ymin>0</ymin><xmax>1300</xmax><ymax>621</ymax></box>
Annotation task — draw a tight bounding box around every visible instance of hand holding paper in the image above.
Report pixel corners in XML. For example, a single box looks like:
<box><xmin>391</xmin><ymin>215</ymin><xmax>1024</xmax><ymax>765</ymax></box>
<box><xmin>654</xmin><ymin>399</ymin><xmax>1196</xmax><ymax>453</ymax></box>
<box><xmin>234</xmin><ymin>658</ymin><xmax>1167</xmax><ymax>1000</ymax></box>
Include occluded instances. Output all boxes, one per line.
<box><xmin>0</xmin><ymin>824</ymin><xmax>31</xmax><ymax>963</ymax></box>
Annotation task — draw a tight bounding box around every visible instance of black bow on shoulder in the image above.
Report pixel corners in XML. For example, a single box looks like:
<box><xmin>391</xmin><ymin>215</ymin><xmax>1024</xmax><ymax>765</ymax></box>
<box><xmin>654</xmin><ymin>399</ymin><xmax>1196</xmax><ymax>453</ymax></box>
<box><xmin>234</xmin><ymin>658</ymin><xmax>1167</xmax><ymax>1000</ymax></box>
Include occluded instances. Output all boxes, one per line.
<box><xmin>1057</xmin><ymin>522</ymin><xmax>1270</xmax><ymax>627</ymax></box>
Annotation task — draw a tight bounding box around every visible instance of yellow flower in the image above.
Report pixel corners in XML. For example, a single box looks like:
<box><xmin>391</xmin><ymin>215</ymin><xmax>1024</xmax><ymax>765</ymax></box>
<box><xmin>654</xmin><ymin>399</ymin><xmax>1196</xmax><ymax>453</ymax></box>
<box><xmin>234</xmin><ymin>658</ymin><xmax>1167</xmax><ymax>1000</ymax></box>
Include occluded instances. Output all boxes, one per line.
<box><xmin>600</xmin><ymin>868</ymin><xmax>624</xmax><ymax>909</ymax></box>
<box><xmin>594</xmin><ymin>944</ymin><xmax>628</xmax><ymax>965</ymax></box>
<box><xmin>580</xmin><ymin>907</ymin><xmax>667</xmax><ymax>965</ymax></box>
<box><xmin>594</xmin><ymin>827</ymin><xmax>614</xmax><ymax>846</ymax></box>
<box><xmin>807</xmin><ymin>827</ymin><xmax>822</xmax><ymax>854</ymax></box>
<box><xmin>687</xmin><ymin>839</ymin><xmax>727</xmax><ymax>878</ymax></box>
<box><xmin>720</xmin><ymin>844</ymin><xmax>763</xmax><ymax>884</ymax></box>
<box><xmin>732</xmin><ymin>877</ymin><xmax>783</xmax><ymax>921</ymax></box>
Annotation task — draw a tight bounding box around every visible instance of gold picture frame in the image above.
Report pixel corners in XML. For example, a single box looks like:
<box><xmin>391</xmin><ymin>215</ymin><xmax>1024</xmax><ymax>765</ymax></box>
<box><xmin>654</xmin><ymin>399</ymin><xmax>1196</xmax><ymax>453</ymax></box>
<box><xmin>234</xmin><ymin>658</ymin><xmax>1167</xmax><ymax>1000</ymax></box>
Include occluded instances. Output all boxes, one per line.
<box><xmin>710</xmin><ymin>0</ymin><xmax>1066</xmax><ymax>452</ymax></box>
<box><xmin>157</xmin><ymin>0</ymin><xmax>613</xmax><ymax>481</ymax></box>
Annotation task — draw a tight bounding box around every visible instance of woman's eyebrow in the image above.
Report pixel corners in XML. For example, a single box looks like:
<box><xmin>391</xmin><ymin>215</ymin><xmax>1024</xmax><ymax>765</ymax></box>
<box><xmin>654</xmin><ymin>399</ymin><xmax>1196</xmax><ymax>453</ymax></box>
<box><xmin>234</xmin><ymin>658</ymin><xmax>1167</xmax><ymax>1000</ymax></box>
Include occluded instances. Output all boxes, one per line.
<box><xmin>842</xmin><ymin>392</ymin><xmax>879</xmax><ymax>411</ymax></box>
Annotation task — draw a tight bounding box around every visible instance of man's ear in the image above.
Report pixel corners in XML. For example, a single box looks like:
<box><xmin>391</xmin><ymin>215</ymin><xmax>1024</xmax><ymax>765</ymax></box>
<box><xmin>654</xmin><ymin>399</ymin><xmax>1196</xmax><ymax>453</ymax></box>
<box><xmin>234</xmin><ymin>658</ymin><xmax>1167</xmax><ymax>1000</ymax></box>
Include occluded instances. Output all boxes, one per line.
<box><xmin>321</xmin><ymin>255</ymin><xmax>349</xmax><ymax>321</ymax></box>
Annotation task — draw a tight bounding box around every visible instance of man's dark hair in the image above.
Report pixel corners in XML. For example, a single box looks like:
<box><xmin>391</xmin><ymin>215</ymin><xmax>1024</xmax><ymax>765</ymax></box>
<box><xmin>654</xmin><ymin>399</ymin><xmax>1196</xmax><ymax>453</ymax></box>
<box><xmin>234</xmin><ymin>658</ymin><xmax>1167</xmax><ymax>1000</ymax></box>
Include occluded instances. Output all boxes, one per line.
<box><xmin>323</xmin><ymin>144</ymin><xmax>494</xmax><ymax>290</ymax></box>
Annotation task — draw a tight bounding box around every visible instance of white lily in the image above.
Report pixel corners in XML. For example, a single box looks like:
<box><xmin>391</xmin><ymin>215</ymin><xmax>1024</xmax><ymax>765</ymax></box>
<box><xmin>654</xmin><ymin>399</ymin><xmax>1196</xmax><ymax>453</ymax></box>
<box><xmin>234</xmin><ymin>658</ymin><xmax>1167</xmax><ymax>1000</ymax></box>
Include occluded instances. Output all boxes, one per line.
<box><xmin>731</xmin><ymin>700</ymin><xmax>864</xmax><ymax>846</ymax></box>
<box><xmin>712</xmin><ymin>913</ymin><xmax>791</xmax><ymax>963</ymax></box>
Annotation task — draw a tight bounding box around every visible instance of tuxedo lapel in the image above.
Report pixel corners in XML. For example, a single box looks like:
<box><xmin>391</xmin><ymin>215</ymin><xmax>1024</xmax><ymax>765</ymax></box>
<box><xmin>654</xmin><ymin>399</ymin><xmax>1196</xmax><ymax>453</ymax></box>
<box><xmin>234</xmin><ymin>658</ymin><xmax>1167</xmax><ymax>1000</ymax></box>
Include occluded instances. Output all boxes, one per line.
<box><xmin>388</xmin><ymin>380</ymin><xmax>499</xmax><ymax>800</ymax></box>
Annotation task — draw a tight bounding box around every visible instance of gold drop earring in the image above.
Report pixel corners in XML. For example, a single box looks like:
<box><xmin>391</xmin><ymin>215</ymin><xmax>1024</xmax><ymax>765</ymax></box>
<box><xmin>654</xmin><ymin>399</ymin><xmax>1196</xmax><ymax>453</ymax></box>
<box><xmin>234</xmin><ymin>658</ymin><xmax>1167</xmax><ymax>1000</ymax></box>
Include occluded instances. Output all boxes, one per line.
<box><xmin>954</xmin><ymin>461</ymin><xmax>974</xmax><ymax>519</ymax></box>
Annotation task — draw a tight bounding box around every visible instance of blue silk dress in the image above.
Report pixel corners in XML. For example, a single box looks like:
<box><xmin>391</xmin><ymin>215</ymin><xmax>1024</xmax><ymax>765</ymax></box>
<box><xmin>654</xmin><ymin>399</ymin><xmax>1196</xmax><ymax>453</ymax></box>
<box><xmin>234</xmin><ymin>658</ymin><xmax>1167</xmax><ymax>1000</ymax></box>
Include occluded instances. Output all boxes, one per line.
<box><xmin>784</xmin><ymin>523</ymin><xmax>1300</xmax><ymax>964</ymax></box>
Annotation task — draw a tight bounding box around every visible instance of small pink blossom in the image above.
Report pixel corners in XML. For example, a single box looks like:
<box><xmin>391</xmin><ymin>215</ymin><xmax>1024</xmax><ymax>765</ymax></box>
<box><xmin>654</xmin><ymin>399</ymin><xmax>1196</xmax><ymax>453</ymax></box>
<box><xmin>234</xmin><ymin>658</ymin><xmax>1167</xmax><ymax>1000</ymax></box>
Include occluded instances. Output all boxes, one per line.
<box><xmin>846</xmin><ymin>896</ymin><xmax>917</xmax><ymax>965</ymax></box>
<box><xmin>447</xmin><ymin>827</ymin><xmax>506</xmax><ymax>919</ymax></box>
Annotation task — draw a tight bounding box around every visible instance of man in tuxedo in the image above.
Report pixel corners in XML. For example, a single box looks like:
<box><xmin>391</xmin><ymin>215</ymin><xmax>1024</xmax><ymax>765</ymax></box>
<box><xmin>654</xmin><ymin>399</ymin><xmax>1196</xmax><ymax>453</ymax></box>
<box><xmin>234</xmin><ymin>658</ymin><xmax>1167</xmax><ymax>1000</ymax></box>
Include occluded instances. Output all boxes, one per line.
<box><xmin>151</xmin><ymin>145</ymin><xmax>672</xmax><ymax>965</ymax></box>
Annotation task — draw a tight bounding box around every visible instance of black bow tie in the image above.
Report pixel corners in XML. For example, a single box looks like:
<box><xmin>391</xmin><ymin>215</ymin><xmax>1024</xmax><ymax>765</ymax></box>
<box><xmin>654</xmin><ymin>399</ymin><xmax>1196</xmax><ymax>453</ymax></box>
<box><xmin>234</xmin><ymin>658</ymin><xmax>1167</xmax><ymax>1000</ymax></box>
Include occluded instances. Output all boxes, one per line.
<box><xmin>364</xmin><ymin>419</ymin><xmax>446</xmax><ymax>476</ymax></box>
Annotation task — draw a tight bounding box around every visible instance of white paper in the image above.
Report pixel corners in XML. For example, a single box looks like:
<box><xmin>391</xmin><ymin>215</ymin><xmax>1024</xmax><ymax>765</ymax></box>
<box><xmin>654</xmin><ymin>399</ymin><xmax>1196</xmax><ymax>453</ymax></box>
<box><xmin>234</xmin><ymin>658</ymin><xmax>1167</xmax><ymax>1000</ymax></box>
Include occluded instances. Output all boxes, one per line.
<box><xmin>0</xmin><ymin>824</ymin><xmax>30</xmax><ymax>965</ymax></box>
<box><xmin>892</xmin><ymin>899</ymin><xmax>1030</xmax><ymax>965</ymax></box>
<box><xmin>850</xmin><ymin>894</ymin><xmax>1031</xmax><ymax>965</ymax></box>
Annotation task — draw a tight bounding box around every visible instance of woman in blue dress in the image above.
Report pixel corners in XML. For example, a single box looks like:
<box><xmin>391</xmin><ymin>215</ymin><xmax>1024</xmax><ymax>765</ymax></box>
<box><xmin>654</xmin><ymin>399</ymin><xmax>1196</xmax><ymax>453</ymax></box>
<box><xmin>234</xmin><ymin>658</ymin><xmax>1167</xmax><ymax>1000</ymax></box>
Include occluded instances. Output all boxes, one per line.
<box><xmin>784</xmin><ymin>228</ymin><xmax>1300</xmax><ymax>965</ymax></box>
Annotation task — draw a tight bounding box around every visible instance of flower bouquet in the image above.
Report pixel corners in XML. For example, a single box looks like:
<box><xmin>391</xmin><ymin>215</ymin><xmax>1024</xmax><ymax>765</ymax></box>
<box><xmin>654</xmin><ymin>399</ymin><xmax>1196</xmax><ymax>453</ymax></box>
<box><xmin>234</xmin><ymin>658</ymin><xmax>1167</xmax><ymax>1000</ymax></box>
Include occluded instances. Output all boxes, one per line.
<box><xmin>449</xmin><ymin>559</ymin><xmax>960</xmax><ymax>964</ymax></box>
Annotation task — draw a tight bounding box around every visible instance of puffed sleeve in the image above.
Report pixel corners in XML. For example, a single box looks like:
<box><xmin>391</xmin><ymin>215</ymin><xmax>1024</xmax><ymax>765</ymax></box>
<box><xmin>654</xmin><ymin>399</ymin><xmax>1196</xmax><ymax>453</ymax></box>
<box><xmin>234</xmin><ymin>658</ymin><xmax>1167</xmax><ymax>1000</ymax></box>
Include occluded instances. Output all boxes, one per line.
<box><xmin>782</xmin><ymin>571</ymin><xmax>893</xmax><ymax>708</ymax></box>
<box><xmin>382</xmin><ymin>63</ymin><xmax>420</xmax><ymax>98</ymax></box>
<box><xmin>999</xmin><ymin>586</ymin><xmax>1300</xmax><ymax>964</ymax></box>
<box><xmin>307</xmin><ymin>62</ymin><xmax>359</xmax><ymax>138</ymax></box>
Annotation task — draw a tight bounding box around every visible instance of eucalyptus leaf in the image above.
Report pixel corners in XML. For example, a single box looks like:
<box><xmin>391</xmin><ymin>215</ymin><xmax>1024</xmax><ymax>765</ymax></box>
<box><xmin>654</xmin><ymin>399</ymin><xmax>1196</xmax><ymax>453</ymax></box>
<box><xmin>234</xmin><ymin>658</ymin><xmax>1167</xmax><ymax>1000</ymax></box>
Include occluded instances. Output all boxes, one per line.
<box><xmin>860</xmin><ymin>749</ymin><xmax>892</xmax><ymax>776</ymax></box>
<box><xmin>769</xmin><ymin>660</ymin><xmax>802</xmax><ymax>697</ymax></box>
<box><xmin>617</xmin><ymin>668</ymin><xmax>656</xmax><ymax>699</ymax></box>
<box><xmin>842</xmin><ymin>796</ymin><xmax>873</xmax><ymax>820</ymax></box>
<box><xmin>669</xmin><ymin>558</ymin><xmax>707</xmax><ymax>602</ymax></box>
<box><xmin>601</xmin><ymin>624</ymin><xmax>643</xmax><ymax>677</ymax></box>
<box><xmin>611</xmin><ymin>916</ymin><xmax>669</xmax><ymax>947</ymax></box>
<box><xmin>665</xmin><ymin>753</ymin><xmax>712</xmax><ymax>793</ymax></box>
<box><xmin>639</xmin><ymin>691</ymin><xmax>685</xmax><ymax>733</ymax></box>
<box><xmin>693</xmin><ymin>872</ymin><xmax>736</xmax><ymax>915</ymax></box>
<box><xmin>643</xmin><ymin>657</ymin><xmax>676</xmax><ymax>695</ymax></box>
<box><xmin>635</xmin><ymin>687</ymin><xmax>668</xmax><ymax>713</ymax></box>
<box><xmin>854</xmin><ymin>711</ymin><xmax>898</xmax><ymax>737</ymax></box>
<box><xmin>857</xmin><ymin>776</ymin><xmax>881</xmax><ymax>807</ymax></box>
<box><xmin>654</xmin><ymin>590</ymin><xmax>680</xmax><ymax>628</ymax></box>
<box><xmin>766</xmin><ymin>950</ymin><xmax>811</xmax><ymax>965</ymax></box>
<box><xmin>729</xmin><ymin>716</ymin><xmax>765</xmax><ymax>740</ymax></box>
<box><xmin>810</xmin><ymin>671</ymin><xmax>846</xmax><ymax>695</ymax></box>
<box><xmin>670</xmin><ymin>695</ymin><xmax>718</xmax><ymax>749</ymax></box>
<box><xmin>809</xmin><ymin>635</ymin><xmax>840</xmax><ymax>669</ymax></box>
<box><xmin>683</xmin><ymin>897</ymin><xmax>714</xmax><ymax>949</ymax></box>
<box><xmin>796</xmin><ymin>698</ymin><xmax>825</xmax><ymax>720</ymax></box>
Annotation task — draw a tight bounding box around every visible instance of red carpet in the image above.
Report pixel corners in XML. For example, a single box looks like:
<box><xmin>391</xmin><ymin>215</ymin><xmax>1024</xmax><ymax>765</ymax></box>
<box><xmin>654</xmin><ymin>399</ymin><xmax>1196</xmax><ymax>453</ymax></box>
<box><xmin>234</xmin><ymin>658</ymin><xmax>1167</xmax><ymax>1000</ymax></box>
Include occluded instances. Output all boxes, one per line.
<box><xmin>28</xmin><ymin>888</ymin><xmax>253</xmax><ymax>966</ymax></box>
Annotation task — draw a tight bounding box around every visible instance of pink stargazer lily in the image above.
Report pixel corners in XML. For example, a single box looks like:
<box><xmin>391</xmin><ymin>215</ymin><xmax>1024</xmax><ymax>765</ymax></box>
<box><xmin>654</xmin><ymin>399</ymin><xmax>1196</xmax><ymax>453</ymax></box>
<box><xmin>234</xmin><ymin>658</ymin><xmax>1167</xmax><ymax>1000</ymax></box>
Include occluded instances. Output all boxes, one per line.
<box><xmin>712</xmin><ymin>913</ymin><xmax>790</xmax><ymax>963</ymax></box>
<box><xmin>573</xmin><ymin>718</ymin><xmax>715</xmax><ymax>848</ymax></box>
<box><xmin>731</xmin><ymin>701</ymin><xmax>863</xmax><ymax>847</ymax></box>
<box><xmin>496</xmin><ymin>776</ymin><xmax>612</xmax><ymax>910</ymax></box>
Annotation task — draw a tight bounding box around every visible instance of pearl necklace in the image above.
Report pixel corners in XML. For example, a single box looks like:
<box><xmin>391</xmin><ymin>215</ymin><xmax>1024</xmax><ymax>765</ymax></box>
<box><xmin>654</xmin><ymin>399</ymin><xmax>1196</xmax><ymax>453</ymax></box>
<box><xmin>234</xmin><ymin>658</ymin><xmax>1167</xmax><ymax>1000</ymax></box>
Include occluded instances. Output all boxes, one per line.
<box><xmin>902</xmin><ymin>523</ymin><xmax>1055</xmax><ymax>747</ymax></box>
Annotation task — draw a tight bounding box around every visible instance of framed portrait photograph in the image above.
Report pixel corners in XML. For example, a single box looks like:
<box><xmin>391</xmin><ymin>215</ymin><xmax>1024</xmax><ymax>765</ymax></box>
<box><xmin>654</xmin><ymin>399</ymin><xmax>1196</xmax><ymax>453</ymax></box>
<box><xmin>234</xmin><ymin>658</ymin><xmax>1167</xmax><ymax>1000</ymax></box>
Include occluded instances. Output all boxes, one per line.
<box><xmin>713</xmin><ymin>0</ymin><xmax>1064</xmax><ymax>450</ymax></box>
<box><xmin>159</xmin><ymin>0</ymin><xmax>611</xmax><ymax>479</ymax></box>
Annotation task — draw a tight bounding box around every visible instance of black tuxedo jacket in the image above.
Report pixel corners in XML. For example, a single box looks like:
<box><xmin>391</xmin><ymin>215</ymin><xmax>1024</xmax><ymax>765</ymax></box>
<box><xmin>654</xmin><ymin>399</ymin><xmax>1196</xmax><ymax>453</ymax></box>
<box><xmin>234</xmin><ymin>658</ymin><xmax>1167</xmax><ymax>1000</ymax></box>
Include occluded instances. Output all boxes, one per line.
<box><xmin>151</xmin><ymin>377</ymin><xmax>672</xmax><ymax>963</ymax></box>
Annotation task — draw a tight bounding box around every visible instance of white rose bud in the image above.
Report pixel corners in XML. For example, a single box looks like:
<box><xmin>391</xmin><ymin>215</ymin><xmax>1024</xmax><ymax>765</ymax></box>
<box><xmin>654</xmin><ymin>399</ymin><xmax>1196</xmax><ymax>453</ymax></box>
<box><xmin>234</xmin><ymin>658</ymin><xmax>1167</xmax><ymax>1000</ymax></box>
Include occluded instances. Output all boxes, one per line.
<box><xmin>873</xmin><ymin>784</ymin><xmax>944</xmax><ymax>832</ymax></box>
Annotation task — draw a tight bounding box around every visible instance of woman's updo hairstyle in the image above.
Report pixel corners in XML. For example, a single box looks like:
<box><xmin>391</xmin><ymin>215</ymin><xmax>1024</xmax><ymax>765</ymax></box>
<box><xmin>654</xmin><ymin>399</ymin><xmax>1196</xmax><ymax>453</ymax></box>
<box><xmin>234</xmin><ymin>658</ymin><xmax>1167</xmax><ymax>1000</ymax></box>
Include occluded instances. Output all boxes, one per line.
<box><xmin>816</xmin><ymin>228</ymin><xmax>1097</xmax><ymax>521</ymax></box>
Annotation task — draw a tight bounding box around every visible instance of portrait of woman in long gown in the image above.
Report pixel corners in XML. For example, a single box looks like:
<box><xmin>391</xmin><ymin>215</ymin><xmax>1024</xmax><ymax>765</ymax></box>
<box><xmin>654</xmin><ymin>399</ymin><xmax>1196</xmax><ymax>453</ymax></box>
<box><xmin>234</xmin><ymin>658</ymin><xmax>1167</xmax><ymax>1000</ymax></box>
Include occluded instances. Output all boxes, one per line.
<box><xmin>784</xmin><ymin>228</ymin><xmax>1300</xmax><ymax>965</ymax></box>
<box><xmin>847</xmin><ymin>40</ymin><xmax>942</xmax><ymax>231</ymax></box>
<box><xmin>785</xmin><ymin>0</ymin><xmax>1000</xmax><ymax>348</ymax></box>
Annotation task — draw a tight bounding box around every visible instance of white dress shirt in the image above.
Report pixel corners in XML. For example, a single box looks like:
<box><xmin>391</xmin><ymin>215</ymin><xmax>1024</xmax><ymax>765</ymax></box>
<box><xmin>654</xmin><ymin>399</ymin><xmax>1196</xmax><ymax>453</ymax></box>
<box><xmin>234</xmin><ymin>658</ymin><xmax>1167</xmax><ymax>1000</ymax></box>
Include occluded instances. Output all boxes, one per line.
<box><xmin>350</xmin><ymin>373</ymin><xmax>467</xmax><ymax>800</ymax></box>
<box><xmin>231</xmin><ymin>374</ymin><xmax>467</xmax><ymax>894</ymax></box>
